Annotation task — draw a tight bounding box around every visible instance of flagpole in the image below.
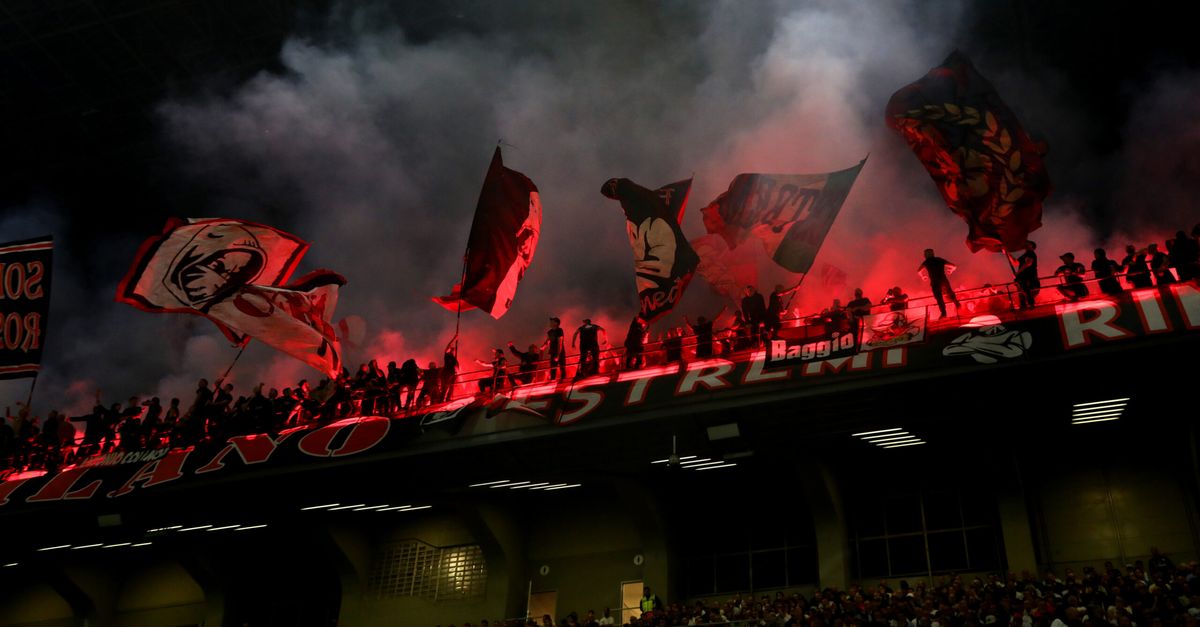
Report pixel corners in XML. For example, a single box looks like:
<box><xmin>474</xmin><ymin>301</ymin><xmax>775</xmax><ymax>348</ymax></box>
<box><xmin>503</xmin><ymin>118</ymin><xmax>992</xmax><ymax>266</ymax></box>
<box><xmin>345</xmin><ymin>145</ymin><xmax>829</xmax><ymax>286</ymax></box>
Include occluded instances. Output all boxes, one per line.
<box><xmin>783</xmin><ymin>272</ymin><xmax>810</xmax><ymax>311</ymax></box>
<box><xmin>453</xmin><ymin>249</ymin><xmax>469</xmax><ymax>353</ymax></box>
<box><xmin>26</xmin><ymin>373</ymin><xmax>38</xmax><ymax>406</ymax></box>
<box><xmin>217</xmin><ymin>343</ymin><xmax>249</xmax><ymax>385</ymax></box>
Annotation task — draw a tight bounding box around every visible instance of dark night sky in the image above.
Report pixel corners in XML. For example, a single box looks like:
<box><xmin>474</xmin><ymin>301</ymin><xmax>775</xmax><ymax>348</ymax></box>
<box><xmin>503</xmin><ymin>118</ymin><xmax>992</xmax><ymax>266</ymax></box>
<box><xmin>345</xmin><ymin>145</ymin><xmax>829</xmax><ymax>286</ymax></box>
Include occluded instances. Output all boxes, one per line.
<box><xmin>3</xmin><ymin>0</ymin><xmax>1199</xmax><ymax>408</ymax></box>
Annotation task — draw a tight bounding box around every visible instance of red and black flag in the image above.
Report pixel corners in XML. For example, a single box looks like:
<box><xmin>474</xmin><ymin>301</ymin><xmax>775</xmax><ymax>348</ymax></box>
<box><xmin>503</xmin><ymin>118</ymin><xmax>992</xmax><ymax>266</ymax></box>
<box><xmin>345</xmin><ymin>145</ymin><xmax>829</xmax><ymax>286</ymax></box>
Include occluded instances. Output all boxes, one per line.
<box><xmin>699</xmin><ymin>161</ymin><xmax>865</xmax><ymax>273</ymax></box>
<box><xmin>886</xmin><ymin>51</ymin><xmax>1051</xmax><ymax>253</ymax></box>
<box><xmin>207</xmin><ymin>270</ymin><xmax>346</xmax><ymax>378</ymax></box>
<box><xmin>602</xmin><ymin>177</ymin><xmax>699</xmax><ymax>321</ymax></box>
<box><xmin>0</xmin><ymin>236</ymin><xmax>53</xmax><ymax>380</ymax></box>
<box><xmin>434</xmin><ymin>147</ymin><xmax>542</xmax><ymax>319</ymax></box>
<box><xmin>117</xmin><ymin>218</ymin><xmax>349</xmax><ymax>377</ymax></box>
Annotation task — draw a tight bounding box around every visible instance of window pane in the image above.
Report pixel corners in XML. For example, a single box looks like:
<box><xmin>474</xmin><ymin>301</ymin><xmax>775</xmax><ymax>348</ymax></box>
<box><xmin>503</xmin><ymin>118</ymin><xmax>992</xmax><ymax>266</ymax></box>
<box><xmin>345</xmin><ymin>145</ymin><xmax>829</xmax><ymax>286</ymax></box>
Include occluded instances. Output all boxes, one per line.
<box><xmin>752</xmin><ymin>515</ymin><xmax>787</xmax><ymax>551</ymax></box>
<box><xmin>786</xmin><ymin>546</ymin><xmax>817</xmax><ymax>585</ymax></box>
<box><xmin>714</xmin><ymin>554</ymin><xmax>750</xmax><ymax>593</ymax></box>
<box><xmin>960</xmin><ymin>493</ymin><xmax>995</xmax><ymax>527</ymax></box>
<box><xmin>886</xmin><ymin>497</ymin><xmax>923</xmax><ymax>533</ymax></box>
<box><xmin>856</xmin><ymin>539</ymin><xmax>888</xmax><ymax>578</ymax></box>
<box><xmin>927</xmin><ymin>531</ymin><xmax>968</xmax><ymax>572</ymax></box>
<box><xmin>965</xmin><ymin>527</ymin><xmax>1001</xmax><ymax>571</ymax></box>
<box><xmin>853</xmin><ymin>498</ymin><xmax>885</xmax><ymax>537</ymax></box>
<box><xmin>753</xmin><ymin>550</ymin><xmax>786</xmax><ymax>589</ymax></box>
<box><xmin>686</xmin><ymin>556</ymin><xmax>715</xmax><ymax>597</ymax></box>
<box><xmin>922</xmin><ymin>493</ymin><xmax>962</xmax><ymax>530</ymax></box>
<box><xmin>888</xmin><ymin>535</ymin><xmax>927</xmax><ymax>576</ymax></box>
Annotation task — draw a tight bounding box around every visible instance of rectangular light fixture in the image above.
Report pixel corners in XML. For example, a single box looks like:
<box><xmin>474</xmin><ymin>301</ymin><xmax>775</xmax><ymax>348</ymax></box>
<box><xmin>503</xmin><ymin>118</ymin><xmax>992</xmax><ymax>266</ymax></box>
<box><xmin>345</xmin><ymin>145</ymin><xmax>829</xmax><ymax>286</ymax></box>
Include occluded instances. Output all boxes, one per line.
<box><xmin>207</xmin><ymin>525</ymin><xmax>240</xmax><ymax>532</ymax></box>
<box><xmin>1073</xmin><ymin>397</ymin><xmax>1129</xmax><ymax>408</ymax></box>
<box><xmin>696</xmin><ymin>463</ymin><xmax>737</xmax><ymax>471</ymax></box>
<box><xmin>510</xmin><ymin>482</ymin><xmax>550</xmax><ymax>490</ymax></box>
<box><xmin>851</xmin><ymin>428</ymin><xmax>902</xmax><ymax>437</ymax></box>
<box><xmin>327</xmin><ymin>504</ymin><xmax>366</xmax><ymax>511</ymax></box>
<box><xmin>395</xmin><ymin>505</ymin><xmax>431</xmax><ymax>512</ymax></box>
<box><xmin>685</xmin><ymin>461</ymin><xmax>727</xmax><ymax>469</ymax></box>
<box><xmin>1072</xmin><ymin>416</ymin><xmax>1121</xmax><ymax>425</ymax></box>
<box><xmin>352</xmin><ymin>505</ymin><xmax>390</xmax><ymax>511</ymax></box>
<box><xmin>861</xmin><ymin>432</ymin><xmax>910</xmax><ymax>441</ymax></box>
<box><xmin>37</xmin><ymin>545</ymin><xmax>70</xmax><ymax>552</ymax></box>
<box><xmin>491</xmin><ymin>481</ymin><xmax>531</xmax><ymax>489</ymax></box>
<box><xmin>131</xmin><ymin>542</ymin><xmax>152</xmax><ymax>547</ymax></box>
<box><xmin>71</xmin><ymin>543</ymin><xmax>103</xmax><ymax>550</ymax></box>
<box><xmin>468</xmin><ymin>480</ymin><xmax>511</xmax><ymax>487</ymax></box>
<box><xmin>543</xmin><ymin>484</ymin><xmax>582</xmax><ymax>491</ymax></box>
<box><xmin>102</xmin><ymin>543</ymin><xmax>132</xmax><ymax>548</ymax></box>
<box><xmin>177</xmin><ymin>525</ymin><xmax>213</xmax><ymax>532</ymax></box>
<box><xmin>237</xmin><ymin>524</ymin><xmax>268</xmax><ymax>531</ymax></box>
<box><xmin>300</xmin><ymin>503</ymin><xmax>340</xmax><ymax>511</ymax></box>
<box><xmin>377</xmin><ymin>505</ymin><xmax>412</xmax><ymax>511</ymax></box>
<box><xmin>680</xmin><ymin>458</ymin><xmax>714</xmax><ymax>466</ymax></box>
<box><xmin>874</xmin><ymin>437</ymin><xmax>922</xmax><ymax>446</ymax></box>
<box><xmin>881</xmin><ymin>441</ymin><xmax>926</xmax><ymax>448</ymax></box>
<box><xmin>651</xmin><ymin>455</ymin><xmax>696</xmax><ymax>464</ymax></box>
<box><xmin>3</xmin><ymin>563</ymin><xmax>16</xmax><ymax>567</ymax></box>
<box><xmin>863</xmin><ymin>434</ymin><xmax>914</xmax><ymax>443</ymax></box>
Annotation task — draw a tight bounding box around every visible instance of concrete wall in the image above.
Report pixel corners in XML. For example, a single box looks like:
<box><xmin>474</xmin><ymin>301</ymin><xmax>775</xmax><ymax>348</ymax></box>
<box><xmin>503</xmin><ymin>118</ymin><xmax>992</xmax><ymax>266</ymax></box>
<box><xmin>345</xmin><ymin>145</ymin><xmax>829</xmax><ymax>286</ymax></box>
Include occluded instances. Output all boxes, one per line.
<box><xmin>527</xmin><ymin>504</ymin><xmax>646</xmax><ymax>618</ymax></box>
<box><xmin>0</xmin><ymin>582</ymin><xmax>76</xmax><ymax>627</ymax></box>
<box><xmin>1033</xmin><ymin>461</ymin><xmax>1199</xmax><ymax>571</ymax></box>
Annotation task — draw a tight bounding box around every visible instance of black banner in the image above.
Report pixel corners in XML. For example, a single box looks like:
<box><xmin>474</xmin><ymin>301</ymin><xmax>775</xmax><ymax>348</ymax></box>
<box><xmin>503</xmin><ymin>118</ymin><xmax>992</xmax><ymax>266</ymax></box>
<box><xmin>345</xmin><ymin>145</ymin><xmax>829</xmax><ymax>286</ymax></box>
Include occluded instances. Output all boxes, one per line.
<box><xmin>0</xmin><ymin>236</ymin><xmax>52</xmax><ymax>380</ymax></box>
<box><xmin>602</xmin><ymin>177</ymin><xmax>700</xmax><ymax>322</ymax></box>
<box><xmin>3</xmin><ymin>286</ymin><xmax>1200</xmax><ymax>508</ymax></box>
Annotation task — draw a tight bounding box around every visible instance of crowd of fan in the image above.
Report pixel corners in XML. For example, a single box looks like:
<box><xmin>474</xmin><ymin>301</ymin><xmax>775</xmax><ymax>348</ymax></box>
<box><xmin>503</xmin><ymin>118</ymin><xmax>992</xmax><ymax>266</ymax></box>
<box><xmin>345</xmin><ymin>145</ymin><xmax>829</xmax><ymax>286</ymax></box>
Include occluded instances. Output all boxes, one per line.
<box><xmin>4</xmin><ymin>232</ymin><xmax>1198</xmax><ymax>477</ymax></box>
<box><xmin>447</xmin><ymin>549</ymin><xmax>1200</xmax><ymax>627</ymax></box>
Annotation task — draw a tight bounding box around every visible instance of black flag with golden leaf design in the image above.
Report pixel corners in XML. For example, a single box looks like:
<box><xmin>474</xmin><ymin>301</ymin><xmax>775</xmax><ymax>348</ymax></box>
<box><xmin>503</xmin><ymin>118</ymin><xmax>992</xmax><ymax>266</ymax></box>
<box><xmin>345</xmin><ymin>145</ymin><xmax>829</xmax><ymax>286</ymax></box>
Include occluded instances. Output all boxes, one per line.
<box><xmin>886</xmin><ymin>51</ymin><xmax>1051</xmax><ymax>253</ymax></box>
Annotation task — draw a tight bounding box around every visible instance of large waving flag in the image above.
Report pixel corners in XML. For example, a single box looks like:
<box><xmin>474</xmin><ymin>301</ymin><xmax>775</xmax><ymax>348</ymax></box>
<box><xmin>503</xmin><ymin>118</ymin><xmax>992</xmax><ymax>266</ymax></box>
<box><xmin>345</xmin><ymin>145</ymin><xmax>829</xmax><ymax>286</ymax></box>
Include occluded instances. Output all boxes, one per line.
<box><xmin>0</xmin><ymin>236</ymin><xmax>53</xmax><ymax>380</ymax></box>
<box><xmin>208</xmin><ymin>271</ymin><xmax>346</xmax><ymax>377</ymax></box>
<box><xmin>700</xmin><ymin>160</ymin><xmax>865</xmax><ymax>273</ymax></box>
<box><xmin>116</xmin><ymin>217</ymin><xmax>308</xmax><ymax>335</ymax></box>
<box><xmin>601</xmin><ymin>177</ymin><xmax>700</xmax><ymax>321</ymax></box>
<box><xmin>118</xmin><ymin>218</ymin><xmax>345</xmax><ymax>377</ymax></box>
<box><xmin>886</xmin><ymin>51</ymin><xmax>1051</xmax><ymax>253</ymax></box>
<box><xmin>434</xmin><ymin>147</ymin><xmax>542</xmax><ymax>319</ymax></box>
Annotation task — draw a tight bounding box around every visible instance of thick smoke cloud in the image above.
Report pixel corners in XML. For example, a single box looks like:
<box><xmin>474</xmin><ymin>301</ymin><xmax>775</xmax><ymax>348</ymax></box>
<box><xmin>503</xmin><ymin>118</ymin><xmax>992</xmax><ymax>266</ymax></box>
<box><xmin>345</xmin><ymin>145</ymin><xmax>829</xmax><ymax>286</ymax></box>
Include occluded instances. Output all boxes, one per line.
<box><xmin>4</xmin><ymin>1</ymin><xmax>1191</xmax><ymax>411</ymax></box>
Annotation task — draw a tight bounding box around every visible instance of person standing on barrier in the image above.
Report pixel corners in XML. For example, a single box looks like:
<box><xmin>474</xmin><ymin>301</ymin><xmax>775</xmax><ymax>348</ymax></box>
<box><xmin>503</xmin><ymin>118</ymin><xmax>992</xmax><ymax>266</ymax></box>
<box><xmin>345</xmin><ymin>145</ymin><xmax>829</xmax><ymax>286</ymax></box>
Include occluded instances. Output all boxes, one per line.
<box><xmin>765</xmin><ymin>283</ymin><xmax>801</xmax><ymax>340</ymax></box>
<box><xmin>1012</xmin><ymin>240</ymin><xmax>1040</xmax><ymax>309</ymax></box>
<box><xmin>918</xmin><ymin>248</ymin><xmax>960</xmax><ymax>319</ymax></box>
<box><xmin>572</xmin><ymin>319</ymin><xmax>606</xmax><ymax>377</ymax></box>
<box><xmin>1092</xmin><ymin>248</ymin><xmax>1123</xmax><ymax>296</ymax></box>
<box><xmin>507</xmin><ymin>342</ymin><xmax>540</xmax><ymax>385</ymax></box>
<box><xmin>543</xmin><ymin>317</ymin><xmax>567</xmax><ymax>380</ymax></box>
<box><xmin>741</xmin><ymin>286</ymin><xmax>767</xmax><ymax>345</ymax></box>
<box><xmin>1122</xmin><ymin>244</ymin><xmax>1153</xmax><ymax>289</ymax></box>
<box><xmin>623</xmin><ymin>315</ymin><xmax>648</xmax><ymax>370</ymax></box>
<box><xmin>440</xmin><ymin>337</ymin><xmax>459</xmax><ymax>402</ymax></box>
<box><xmin>1148</xmin><ymin>243</ymin><xmax>1177</xmax><ymax>286</ymax></box>
<box><xmin>847</xmin><ymin>287</ymin><xmax>873</xmax><ymax>337</ymax></box>
<box><xmin>685</xmin><ymin>305</ymin><xmax>725</xmax><ymax>359</ymax></box>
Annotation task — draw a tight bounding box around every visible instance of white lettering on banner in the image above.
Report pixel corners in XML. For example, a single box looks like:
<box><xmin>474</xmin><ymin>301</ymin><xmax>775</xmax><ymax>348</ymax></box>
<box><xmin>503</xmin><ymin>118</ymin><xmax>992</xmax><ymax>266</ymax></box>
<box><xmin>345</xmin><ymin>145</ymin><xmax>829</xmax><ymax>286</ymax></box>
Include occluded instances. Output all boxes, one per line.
<box><xmin>617</xmin><ymin>365</ymin><xmax>680</xmax><ymax>405</ymax></box>
<box><xmin>802</xmin><ymin>352</ymin><xmax>872</xmax><ymax>376</ymax></box>
<box><xmin>743</xmin><ymin>352</ymin><xmax>790</xmax><ymax>384</ymax></box>
<box><xmin>1171</xmin><ymin>283</ymin><xmax>1200</xmax><ymax>329</ymax></box>
<box><xmin>1057</xmin><ymin>300</ymin><xmax>1133</xmax><ymax>348</ymax></box>
<box><xmin>1132</xmin><ymin>289</ymin><xmax>1172</xmax><ymax>333</ymax></box>
<box><xmin>676</xmin><ymin>360</ymin><xmax>735</xmax><ymax>394</ymax></box>
<box><xmin>558</xmin><ymin>376</ymin><xmax>611</xmax><ymax>425</ymax></box>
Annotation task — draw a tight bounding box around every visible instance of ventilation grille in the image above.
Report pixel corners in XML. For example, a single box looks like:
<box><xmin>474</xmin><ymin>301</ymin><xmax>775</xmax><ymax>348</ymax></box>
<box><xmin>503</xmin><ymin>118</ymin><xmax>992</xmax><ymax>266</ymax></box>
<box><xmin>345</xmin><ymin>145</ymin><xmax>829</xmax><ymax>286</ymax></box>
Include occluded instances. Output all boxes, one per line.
<box><xmin>369</xmin><ymin>540</ymin><xmax>487</xmax><ymax>601</ymax></box>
